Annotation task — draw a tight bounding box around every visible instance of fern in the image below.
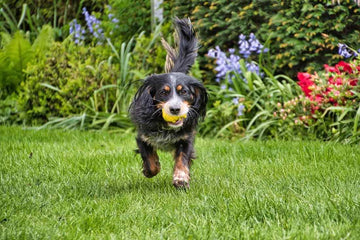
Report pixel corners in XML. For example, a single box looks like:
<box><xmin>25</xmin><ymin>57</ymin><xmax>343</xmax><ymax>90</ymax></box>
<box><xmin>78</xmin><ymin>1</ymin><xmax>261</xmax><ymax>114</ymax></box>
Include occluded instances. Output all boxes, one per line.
<box><xmin>0</xmin><ymin>25</ymin><xmax>54</xmax><ymax>97</ymax></box>
<box><xmin>4</xmin><ymin>31</ymin><xmax>33</xmax><ymax>77</ymax></box>
<box><xmin>32</xmin><ymin>25</ymin><xmax>54</xmax><ymax>57</ymax></box>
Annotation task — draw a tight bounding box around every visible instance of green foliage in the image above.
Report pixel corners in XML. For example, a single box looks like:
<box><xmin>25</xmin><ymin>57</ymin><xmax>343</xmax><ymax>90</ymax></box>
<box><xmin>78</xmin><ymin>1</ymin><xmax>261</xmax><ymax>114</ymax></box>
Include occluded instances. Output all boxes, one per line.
<box><xmin>108</xmin><ymin>0</ymin><xmax>151</xmax><ymax>42</ymax></box>
<box><xmin>268</xmin><ymin>1</ymin><xmax>360</xmax><ymax>76</ymax></box>
<box><xmin>200</xmin><ymin>61</ymin><xmax>301</xmax><ymax>140</ymax></box>
<box><xmin>163</xmin><ymin>0</ymin><xmax>276</xmax><ymax>79</ymax></box>
<box><xmin>130</xmin><ymin>23</ymin><xmax>170</xmax><ymax>80</ymax></box>
<box><xmin>1</xmin><ymin>1</ymin><xmax>105</xmax><ymax>40</ymax></box>
<box><xmin>18</xmin><ymin>41</ymin><xmax>118</xmax><ymax>125</ymax></box>
<box><xmin>198</xmin><ymin>87</ymin><xmax>245</xmax><ymax>138</ymax></box>
<box><xmin>18</xmin><ymin>36</ymin><xmax>136</xmax><ymax>130</ymax></box>
<box><xmin>164</xmin><ymin>0</ymin><xmax>360</xmax><ymax>78</ymax></box>
<box><xmin>0</xmin><ymin>25</ymin><xmax>54</xmax><ymax>97</ymax></box>
<box><xmin>0</xmin><ymin>94</ymin><xmax>19</xmax><ymax>124</ymax></box>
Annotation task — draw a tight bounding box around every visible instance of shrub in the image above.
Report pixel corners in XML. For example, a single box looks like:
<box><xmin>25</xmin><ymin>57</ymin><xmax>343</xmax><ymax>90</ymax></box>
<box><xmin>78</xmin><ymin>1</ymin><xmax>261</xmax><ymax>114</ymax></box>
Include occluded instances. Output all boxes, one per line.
<box><xmin>273</xmin><ymin>58</ymin><xmax>360</xmax><ymax>143</ymax></box>
<box><xmin>268</xmin><ymin>1</ymin><xmax>360</xmax><ymax>77</ymax></box>
<box><xmin>164</xmin><ymin>1</ymin><xmax>360</xmax><ymax>79</ymax></box>
<box><xmin>18</xmin><ymin>41</ymin><xmax>120</xmax><ymax>125</ymax></box>
<box><xmin>200</xmin><ymin>34</ymin><xmax>300</xmax><ymax>139</ymax></box>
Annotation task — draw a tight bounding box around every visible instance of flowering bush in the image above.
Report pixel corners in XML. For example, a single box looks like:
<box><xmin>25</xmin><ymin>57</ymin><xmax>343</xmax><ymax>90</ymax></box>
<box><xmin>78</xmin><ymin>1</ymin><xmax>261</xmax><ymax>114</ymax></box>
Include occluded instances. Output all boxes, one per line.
<box><xmin>206</xmin><ymin>33</ymin><xmax>268</xmax><ymax>117</ymax></box>
<box><xmin>200</xmin><ymin>34</ymin><xmax>301</xmax><ymax>138</ymax></box>
<box><xmin>272</xmin><ymin>45</ymin><xmax>360</xmax><ymax>142</ymax></box>
<box><xmin>207</xmin><ymin>33</ymin><xmax>267</xmax><ymax>83</ymax></box>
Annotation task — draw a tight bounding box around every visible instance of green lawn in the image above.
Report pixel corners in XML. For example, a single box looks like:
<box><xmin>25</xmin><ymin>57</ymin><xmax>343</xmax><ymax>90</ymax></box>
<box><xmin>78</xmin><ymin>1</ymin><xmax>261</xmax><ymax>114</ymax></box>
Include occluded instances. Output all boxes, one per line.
<box><xmin>1</xmin><ymin>126</ymin><xmax>359</xmax><ymax>239</ymax></box>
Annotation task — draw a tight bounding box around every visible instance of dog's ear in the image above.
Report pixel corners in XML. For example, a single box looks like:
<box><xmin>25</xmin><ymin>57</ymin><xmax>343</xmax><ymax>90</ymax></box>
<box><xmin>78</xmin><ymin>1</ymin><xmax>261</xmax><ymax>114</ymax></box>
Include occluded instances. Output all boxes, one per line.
<box><xmin>190</xmin><ymin>81</ymin><xmax>208</xmax><ymax>118</ymax></box>
<box><xmin>129</xmin><ymin>80</ymin><xmax>155</xmax><ymax>121</ymax></box>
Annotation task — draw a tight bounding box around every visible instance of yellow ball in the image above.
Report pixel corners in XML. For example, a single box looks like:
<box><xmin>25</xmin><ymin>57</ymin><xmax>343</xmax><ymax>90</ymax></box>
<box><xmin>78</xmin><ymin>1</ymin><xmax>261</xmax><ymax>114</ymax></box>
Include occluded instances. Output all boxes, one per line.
<box><xmin>162</xmin><ymin>109</ymin><xmax>187</xmax><ymax>123</ymax></box>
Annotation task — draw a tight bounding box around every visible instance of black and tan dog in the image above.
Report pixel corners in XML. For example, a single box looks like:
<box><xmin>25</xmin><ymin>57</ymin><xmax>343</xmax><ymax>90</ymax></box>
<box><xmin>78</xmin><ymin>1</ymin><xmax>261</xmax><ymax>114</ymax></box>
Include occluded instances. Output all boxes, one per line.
<box><xmin>129</xmin><ymin>18</ymin><xmax>207</xmax><ymax>188</ymax></box>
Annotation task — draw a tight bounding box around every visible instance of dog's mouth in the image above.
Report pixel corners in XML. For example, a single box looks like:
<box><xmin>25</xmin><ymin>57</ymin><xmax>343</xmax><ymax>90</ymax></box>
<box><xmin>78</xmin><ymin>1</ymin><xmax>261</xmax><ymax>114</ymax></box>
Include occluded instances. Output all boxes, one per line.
<box><xmin>162</xmin><ymin>109</ymin><xmax>186</xmax><ymax>128</ymax></box>
<box><xmin>167</xmin><ymin>118</ymin><xmax>184</xmax><ymax>128</ymax></box>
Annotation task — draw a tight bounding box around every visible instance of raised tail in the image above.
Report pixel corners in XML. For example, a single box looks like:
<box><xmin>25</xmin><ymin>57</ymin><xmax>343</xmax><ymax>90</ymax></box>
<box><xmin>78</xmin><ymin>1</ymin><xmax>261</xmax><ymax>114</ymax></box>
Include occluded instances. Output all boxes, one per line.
<box><xmin>161</xmin><ymin>17</ymin><xmax>198</xmax><ymax>74</ymax></box>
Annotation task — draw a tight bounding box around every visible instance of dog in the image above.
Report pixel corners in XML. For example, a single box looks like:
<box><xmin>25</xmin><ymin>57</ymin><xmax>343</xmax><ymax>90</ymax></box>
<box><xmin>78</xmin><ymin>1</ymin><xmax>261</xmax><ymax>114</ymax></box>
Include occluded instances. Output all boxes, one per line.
<box><xmin>129</xmin><ymin>18</ymin><xmax>207</xmax><ymax>189</ymax></box>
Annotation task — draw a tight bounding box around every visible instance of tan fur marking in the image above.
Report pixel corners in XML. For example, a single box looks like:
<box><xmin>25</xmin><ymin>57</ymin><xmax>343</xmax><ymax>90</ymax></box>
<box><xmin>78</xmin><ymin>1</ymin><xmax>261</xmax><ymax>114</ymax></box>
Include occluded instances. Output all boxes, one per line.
<box><xmin>173</xmin><ymin>152</ymin><xmax>190</xmax><ymax>188</ymax></box>
<box><xmin>148</xmin><ymin>152</ymin><xmax>160</xmax><ymax>175</ymax></box>
<box><xmin>156</xmin><ymin>102</ymin><xmax>165</xmax><ymax>109</ymax></box>
<box><xmin>174</xmin><ymin>152</ymin><xmax>188</xmax><ymax>173</ymax></box>
<box><xmin>176</xmin><ymin>85</ymin><xmax>183</xmax><ymax>91</ymax></box>
<box><xmin>164</xmin><ymin>85</ymin><xmax>170</xmax><ymax>92</ymax></box>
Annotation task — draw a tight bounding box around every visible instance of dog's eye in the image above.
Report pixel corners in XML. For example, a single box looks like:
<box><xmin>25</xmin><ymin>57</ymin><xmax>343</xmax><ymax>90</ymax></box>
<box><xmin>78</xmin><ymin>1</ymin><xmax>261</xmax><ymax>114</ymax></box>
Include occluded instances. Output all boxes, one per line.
<box><xmin>179</xmin><ymin>89</ymin><xmax>187</xmax><ymax>95</ymax></box>
<box><xmin>159</xmin><ymin>89</ymin><xmax>169</xmax><ymax>96</ymax></box>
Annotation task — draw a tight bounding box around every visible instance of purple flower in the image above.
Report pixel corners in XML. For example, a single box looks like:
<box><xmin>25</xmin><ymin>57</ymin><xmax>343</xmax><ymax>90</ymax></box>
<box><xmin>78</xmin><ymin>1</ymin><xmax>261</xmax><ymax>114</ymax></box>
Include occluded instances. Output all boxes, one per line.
<box><xmin>108</xmin><ymin>13</ymin><xmax>119</xmax><ymax>24</ymax></box>
<box><xmin>208</xmin><ymin>34</ymin><xmax>266</xmax><ymax>83</ymax></box>
<box><xmin>246</xmin><ymin>62</ymin><xmax>260</xmax><ymax>75</ymax></box>
<box><xmin>232</xmin><ymin>97</ymin><xmax>239</xmax><ymax>105</ymax></box>
<box><xmin>82</xmin><ymin>7</ymin><xmax>104</xmax><ymax>42</ymax></box>
<box><xmin>248</xmin><ymin>33</ymin><xmax>268</xmax><ymax>54</ymax></box>
<box><xmin>238</xmin><ymin>34</ymin><xmax>251</xmax><ymax>58</ymax></box>
<box><xmin>237</xmin><ymin>104</ymin><xmax>245</xmax><ymax>116</ymax></box>
<box><xmin>338</xmin><ymin>43</ymin><xmax>353</xmax><ymax>58</ymax></box>
<box><xmin>69</xmin><ymin>19</ymin><xmax>85</xmax><ymax>45</ymax></box>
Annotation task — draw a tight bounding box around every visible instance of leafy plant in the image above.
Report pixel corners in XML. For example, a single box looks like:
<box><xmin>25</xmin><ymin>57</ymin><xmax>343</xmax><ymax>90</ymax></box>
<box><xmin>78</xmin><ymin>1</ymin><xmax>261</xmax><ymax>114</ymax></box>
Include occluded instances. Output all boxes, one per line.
<box><xmin>0</xmin><ymin>25</ymin><xmax>54</xmax><ymax>97</ymax></box>
<box><xmin>18</xmin><ymin>34</ymin><xmax>137</xmax><ymax>131</ymax></box>
<box><xmin>202</xmin><ymin>35</ymin><xmax>302</xmax><ymax>139</ymax></box>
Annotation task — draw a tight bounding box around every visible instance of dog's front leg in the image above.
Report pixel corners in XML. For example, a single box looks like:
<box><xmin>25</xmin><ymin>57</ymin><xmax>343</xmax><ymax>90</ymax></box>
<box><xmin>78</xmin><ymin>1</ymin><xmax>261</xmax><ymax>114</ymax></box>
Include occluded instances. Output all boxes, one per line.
<box><xmin>173</xmin><ymin>140</ymin><xmax>194</xmax><ymax>189</ymax></box>
<box><xmin>136</xmin><ymin>138</ymin><xmax>161</xmax><ymax>178</ymax></box>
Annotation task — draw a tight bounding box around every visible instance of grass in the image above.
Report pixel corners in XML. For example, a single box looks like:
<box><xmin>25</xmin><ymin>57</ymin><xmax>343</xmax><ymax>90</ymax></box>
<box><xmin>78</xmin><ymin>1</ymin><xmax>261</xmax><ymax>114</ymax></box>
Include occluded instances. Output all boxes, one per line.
<box><xmin>1</xmin><ymin>126</ymin><xmax>360</xmax><ymax>239</ymax></box>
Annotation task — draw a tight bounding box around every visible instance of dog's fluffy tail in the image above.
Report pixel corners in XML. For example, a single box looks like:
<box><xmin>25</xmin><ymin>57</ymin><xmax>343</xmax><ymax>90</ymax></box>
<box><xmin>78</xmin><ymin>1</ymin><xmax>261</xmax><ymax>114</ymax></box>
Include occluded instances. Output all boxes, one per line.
<box><xmin>161</xmin><ymin>17</ymin><xmax>198</xmax><ymax>74</ymax></box>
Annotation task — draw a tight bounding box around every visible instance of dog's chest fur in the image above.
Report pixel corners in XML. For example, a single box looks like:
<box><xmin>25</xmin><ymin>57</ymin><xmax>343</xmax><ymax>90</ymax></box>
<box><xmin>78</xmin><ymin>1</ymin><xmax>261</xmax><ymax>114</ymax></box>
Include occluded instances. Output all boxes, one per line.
<box><xmin>140</xmin><ymin>130</ymin><xmax>189</xmax><ymax>151</ymax></box>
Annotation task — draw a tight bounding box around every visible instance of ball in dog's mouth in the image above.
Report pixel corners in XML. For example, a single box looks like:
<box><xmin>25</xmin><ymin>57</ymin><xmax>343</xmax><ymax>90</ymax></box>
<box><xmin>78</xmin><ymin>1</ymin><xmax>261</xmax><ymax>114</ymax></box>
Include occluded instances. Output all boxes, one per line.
<box><xmin>162</xmin><ymin>109</ymin><xmax>186</xmax><ymax>127</ymax></box>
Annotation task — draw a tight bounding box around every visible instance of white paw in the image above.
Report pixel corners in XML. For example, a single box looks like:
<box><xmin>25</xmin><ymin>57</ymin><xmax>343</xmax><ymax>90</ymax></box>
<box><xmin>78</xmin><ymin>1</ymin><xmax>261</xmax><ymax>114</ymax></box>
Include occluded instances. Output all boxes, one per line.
<box><xmin>173</xmin><ymin>170</ymin><xmax>190</xmax><ymax>189</ymax></box>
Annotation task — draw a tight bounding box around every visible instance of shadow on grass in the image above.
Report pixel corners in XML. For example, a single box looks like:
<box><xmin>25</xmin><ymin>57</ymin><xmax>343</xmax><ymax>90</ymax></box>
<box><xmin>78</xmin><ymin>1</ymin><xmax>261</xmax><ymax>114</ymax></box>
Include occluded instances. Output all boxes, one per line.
<box><xmin>102</xmin><ymin>175</ymin><xmax>182</xmax><ymax>196</ymax></box>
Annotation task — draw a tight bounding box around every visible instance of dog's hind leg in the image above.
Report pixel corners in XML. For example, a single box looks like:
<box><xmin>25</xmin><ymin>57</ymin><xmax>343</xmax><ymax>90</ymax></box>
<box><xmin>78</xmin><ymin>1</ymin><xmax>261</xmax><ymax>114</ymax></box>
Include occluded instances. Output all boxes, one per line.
<box><xmin>136</xmin><ymin>138</ymin><xmax>161</xmax><ymax>178</ymax></box>
<box><xmin>172</xmin><ymin>140</ymin><xmax>194</xmax><ymax>189</ymax></box>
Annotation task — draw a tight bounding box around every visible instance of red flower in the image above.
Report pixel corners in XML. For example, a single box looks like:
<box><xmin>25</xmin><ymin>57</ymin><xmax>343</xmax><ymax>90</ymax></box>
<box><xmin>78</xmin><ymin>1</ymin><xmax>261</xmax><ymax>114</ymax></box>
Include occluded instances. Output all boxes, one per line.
<box><xmin>335</xmin><ymin>61</ymin><xmax>353</xmax><ymax>74</ymax></box>
<box><xmin>297</xmin><ymin>72</ymin><xmax>314</xmax><ymax>97</ymax></box>
<box><xmin>349</xmin><ymin>79</ymin><xmax>358</xmax><ymax>86</ymax></box>
<box><xmin>328</xmin><ymin>77</ymin><xmax>343</xmax><ymax>85</ymax></box>
<box><xmin>324</xmin><ymin>64</ymin><xmax>339</xmax><ymax>74</ymax></box>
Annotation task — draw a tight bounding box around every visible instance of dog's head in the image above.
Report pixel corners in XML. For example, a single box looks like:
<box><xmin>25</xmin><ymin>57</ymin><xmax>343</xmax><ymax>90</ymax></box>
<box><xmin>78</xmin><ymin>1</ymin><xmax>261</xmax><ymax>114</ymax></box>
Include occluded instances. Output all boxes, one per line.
<box><xmin>130</xmin><ymin>72</ymin><xmax>207</xmax><ymax>129</ymax></box>
<box><xmin>130</xmin><ymin>18</ymin><xmax>207</xmax><ymax>130</ymax></box>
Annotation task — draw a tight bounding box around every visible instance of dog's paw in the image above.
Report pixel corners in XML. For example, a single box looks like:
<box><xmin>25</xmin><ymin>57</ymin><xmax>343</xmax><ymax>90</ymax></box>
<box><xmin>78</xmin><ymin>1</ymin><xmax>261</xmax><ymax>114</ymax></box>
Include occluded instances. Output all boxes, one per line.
<box><xmin>142</xmin><ymin>161</ymin><xmax>161</xmax><ymax>178</ymax></box>
<box><xmin>172</xmin><ymin>170</ymin><xmax>190</xmax><ymax>189</ymax></box>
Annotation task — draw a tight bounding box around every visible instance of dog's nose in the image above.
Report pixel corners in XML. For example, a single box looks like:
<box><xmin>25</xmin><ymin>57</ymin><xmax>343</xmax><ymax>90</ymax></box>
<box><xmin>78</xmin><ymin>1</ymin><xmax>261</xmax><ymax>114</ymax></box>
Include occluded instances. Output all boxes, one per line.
<box><xmin>169</xmin><ymin>107</ymin><xmax>180</xmax><ymax>115</ymax></box>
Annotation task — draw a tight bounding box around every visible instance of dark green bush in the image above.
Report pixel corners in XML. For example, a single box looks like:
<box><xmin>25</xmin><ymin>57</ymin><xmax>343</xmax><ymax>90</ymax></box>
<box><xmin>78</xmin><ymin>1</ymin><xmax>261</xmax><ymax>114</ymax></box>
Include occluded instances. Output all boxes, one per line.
<box><xmin>164</xmin><ymin>0</ymin><xmax>360</xmax><ymax>78</ymax></box>
<box><xmin>268</xmin><ymin>1</ymin><xmax>360</xmax><ymax>76</ymax></box>
<box><xmin>18</xmin><ymin>41</ymin><xmax>119</xmax><ymax>125</ymax></box>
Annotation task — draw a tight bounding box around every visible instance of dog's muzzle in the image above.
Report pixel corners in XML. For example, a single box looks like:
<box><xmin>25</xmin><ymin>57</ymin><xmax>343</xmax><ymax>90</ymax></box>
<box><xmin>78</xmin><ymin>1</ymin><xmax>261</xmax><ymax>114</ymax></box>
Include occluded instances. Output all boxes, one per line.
<box><xmin>162</xmin><ymin>97</ymin><xmax>189</xmax><ymax>128</ymax></box>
